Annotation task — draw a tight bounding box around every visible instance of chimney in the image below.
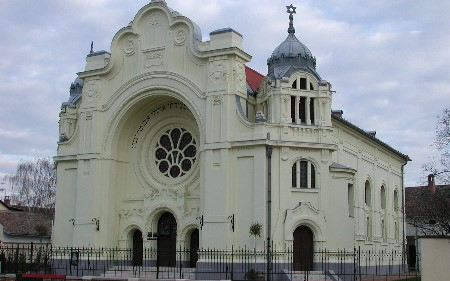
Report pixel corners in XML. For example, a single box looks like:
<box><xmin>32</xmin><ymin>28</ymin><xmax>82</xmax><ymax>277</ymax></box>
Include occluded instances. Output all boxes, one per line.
<box><xmin>427</xmin><ymin>174</ymin><xmax>436</xmax><ymax>195</ymax></box>
<box><xmin>332</xmin><ymin>110</ymin><xmax>343</xmax><ymax>118</ymax></box>
<box><xmin>4</xmin><ymin>196</ymin><xmax>10</xmax><ymax>206</ymax></box>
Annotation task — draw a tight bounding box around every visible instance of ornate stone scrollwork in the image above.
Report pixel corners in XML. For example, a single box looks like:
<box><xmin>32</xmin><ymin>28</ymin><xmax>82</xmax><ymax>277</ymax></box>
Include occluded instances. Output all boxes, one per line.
<box><xmin>144</xmin><ymin>50</ymin><xmax>164</xmax><ymax>68</ymax></box>
<box><xmin>209</xmin><ymin>59</ymin><xmax>228</xmax><ymax>85</ymax></box>
<box><xmin>174</xmin><ymin>29</ymin><xmax>187</xmax><ymax>45</ymax></box>
<box><xmin>124</xmin><ymin>39</ymin><xmax>136</xmax><ymax>56</ymax></box>
<box><xmin>211</xmin><ymin>95</ymin><xmax>223</xmax><ymax>105</ymax></box>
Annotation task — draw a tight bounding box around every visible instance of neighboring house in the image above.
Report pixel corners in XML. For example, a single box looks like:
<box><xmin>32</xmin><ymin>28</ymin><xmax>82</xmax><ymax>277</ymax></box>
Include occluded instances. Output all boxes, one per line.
<box><xmin>405</xmin><ymin>177</ymin><xmax>450</xmax><ymax>270</ymax></box>
<box><xmin>0</xmin><ymin>197</ymin><xmax>53</xmax><ymax>245</ymax></box>
<box><xmin>53</xmin><ymin>0</ymin><xmax>409</xmax><ymax>274</ymax></box>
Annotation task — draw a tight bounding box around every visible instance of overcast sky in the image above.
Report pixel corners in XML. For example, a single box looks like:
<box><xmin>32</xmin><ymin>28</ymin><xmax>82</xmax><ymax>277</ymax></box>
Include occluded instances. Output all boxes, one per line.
<box><xmin>0</xmin><ymin>0</ymin><xmax>449</xmax><ymax>193</ymax></box>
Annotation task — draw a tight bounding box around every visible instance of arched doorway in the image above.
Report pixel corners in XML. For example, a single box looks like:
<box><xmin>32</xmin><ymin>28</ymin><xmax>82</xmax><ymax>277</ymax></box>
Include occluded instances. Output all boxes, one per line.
<box><xmin>189</xmin><ymin>229</ymin><xmax>199</xmax><ymax>267</ymax></box>
<box><xmin>158</xmin><ymin>212</ymin><xmax>177</xmax><ymax>266</ymax></box>
<box><xmin>293</xmin><ymin>225</ymin><xmax>314</xmax><ymax>271</ymax></box>
<box><xmin>132</xmin><ymin>229</ymin><xmax>143</xmax><ymax>266</ymax></box>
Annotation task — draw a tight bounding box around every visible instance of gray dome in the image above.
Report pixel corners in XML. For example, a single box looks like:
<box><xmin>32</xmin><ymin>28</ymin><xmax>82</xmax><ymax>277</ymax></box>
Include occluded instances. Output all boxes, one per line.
<box><xmin>270</xmin><ymin>33</ymin><xmax>313</xmax><ymax>61</ymax></box>
<box><xmin>267</xmin><ymin>9</ymin><xmax>320</xmax><ymax>80</ymax></box>
<box><xmin>62</xmin><ymin>77</ymin><xmax>84</xmax><ymax>108</ymax></box>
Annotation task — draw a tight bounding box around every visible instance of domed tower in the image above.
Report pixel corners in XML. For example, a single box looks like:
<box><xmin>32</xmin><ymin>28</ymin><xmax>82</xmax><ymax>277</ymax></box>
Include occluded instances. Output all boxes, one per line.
<box><xmin>257</xmin><ymin>4</ymin><xmax>332</xmax><ymax>127</ymax></box>
<box><xmin>267</xmin><ymin>4</ymin><xmax>320</xmax><ymax>80</ymax></box>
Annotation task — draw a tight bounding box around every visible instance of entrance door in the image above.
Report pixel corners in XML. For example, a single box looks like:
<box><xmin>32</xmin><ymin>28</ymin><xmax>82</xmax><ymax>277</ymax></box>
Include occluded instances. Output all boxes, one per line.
<box><xmin>189</xmin><ymin>229</ymin><xmax>199</xmax><ymax>267</ymax></box>
<box><xmin>157</xmin><ymin>212</ymin><xmax>177</xmax><ymax>266</ymax></box>
<box><xmin>132</xmin><ymin>229</ymin><xmax>143</xmax><ymax>266</ymax></box>
<box><xmin>293</xmin><ymin>226</ymin><xmax>314</xmax><ymax>271</ymax></box>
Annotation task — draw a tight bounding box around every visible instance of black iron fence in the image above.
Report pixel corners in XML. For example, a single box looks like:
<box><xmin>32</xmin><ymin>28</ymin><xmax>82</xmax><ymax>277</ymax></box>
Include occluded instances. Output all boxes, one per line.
<box><xmin>0</xmin><ymin>243</ymin><xmax>420</xmax><ymax>281</ymax></box>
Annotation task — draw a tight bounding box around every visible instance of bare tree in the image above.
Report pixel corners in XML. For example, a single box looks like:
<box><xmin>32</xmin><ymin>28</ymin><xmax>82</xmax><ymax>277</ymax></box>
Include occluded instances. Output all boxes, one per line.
<box><xmin>423</xmin><ymin>106</ymin><xmax>450</xmax><ymax>184</ymax></box>
<box><xmin>3</xmin><ymin>157</ymin><xmax>56</xmax><ymax>211</ymax></box>
<box><xmin>406</xmin><ymin>186</ymin><xmax>450</xmax><ymax>236</ymax></box>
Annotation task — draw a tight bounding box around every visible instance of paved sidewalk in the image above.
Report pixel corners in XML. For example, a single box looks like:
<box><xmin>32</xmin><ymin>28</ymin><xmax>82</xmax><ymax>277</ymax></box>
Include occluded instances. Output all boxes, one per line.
<box><xmin>360</xmin><ymin>273</ymin><xmax>420</xmax><ymax>281</ymax></box>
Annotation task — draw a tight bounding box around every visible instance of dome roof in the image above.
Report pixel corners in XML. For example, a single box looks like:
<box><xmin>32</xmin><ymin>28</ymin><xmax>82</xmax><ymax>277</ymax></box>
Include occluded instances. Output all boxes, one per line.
<box><xmin>270</xmin><ymin>33</ymin><xmax>313</xmax><ymax>61</ymax></box>
<box><xmin>267</xmin><ymin>6</ymin><xmax>320</xmax><ymax>80</ymax></box>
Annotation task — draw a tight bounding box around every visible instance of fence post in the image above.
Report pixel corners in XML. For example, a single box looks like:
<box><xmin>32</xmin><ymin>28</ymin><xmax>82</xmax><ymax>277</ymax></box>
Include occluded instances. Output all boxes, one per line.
<box><xmin>231</xmin><ymin>245</ymin><xmax>234</xmax><ymax>281</ymax></box>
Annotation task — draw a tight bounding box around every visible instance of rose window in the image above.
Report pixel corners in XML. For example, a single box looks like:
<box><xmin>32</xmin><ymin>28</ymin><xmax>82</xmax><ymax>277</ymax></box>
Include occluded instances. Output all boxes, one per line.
<box><xmin>155</xmin><ymin>128</ymin><xmax>197</xmax><ymax>178</ymax></box>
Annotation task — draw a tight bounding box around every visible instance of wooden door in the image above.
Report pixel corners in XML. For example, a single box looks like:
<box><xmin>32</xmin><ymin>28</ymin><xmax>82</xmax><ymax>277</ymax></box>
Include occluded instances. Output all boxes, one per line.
<box><xmin>189</xmin><ymin>229</ymin><xmax>199</xmax><ymax>267</ymax></box>
<box><xmin>132</xmin><ymin>229</ymin><xmax>143</xmax><ymax>266</ymax></box>
<box><xmin>157</xmin><ymin>212</ymin><xmax>177</xmax><ymax>267</ymax></box>
<box><xmin>293</xmin><ymin>226</ymin><xmax>313</xmax><ymax>271</ymax></box>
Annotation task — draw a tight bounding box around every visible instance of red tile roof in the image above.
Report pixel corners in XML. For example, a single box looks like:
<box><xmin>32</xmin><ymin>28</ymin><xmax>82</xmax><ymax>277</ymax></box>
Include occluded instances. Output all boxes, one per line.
<box><xmin>245</xmin><ymin>66</ymin><xmax>265</xmax><ymax>92</ymax></box>
<box><xmin>0</xmin><ymin>210</ymin><xmax>53</xmax><ymax>237</ymax></box>
<box><xmin>405</xmin><ymin>185</ymin><xmax>450</xmax><ymax>219</ymax></box>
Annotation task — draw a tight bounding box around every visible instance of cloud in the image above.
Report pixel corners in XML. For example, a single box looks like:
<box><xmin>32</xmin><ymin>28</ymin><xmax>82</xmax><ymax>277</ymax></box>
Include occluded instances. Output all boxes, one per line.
<box><xmin>0</xmin><ymin>0</ymin><xmax>448</xmax><ymax>187</ymax></box>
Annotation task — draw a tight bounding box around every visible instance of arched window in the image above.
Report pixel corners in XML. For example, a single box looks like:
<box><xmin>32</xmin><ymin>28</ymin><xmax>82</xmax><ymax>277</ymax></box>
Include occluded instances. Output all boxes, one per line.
<box><xmin>380</xmin><ymin>185</ymin><xmax>386</xmax><ymax>209</ymax></box>
<box><xmin>292</xmin><ymin>160</ymin><xmax>316</xmax><ymax>189</ymax></box>
<box><xmin>364</xmin><ymin>180</ymin><xmax>371</xmax><ymax>206</ymax></box>
<box><xmin>394</xmin><ymin>189</ymin><xmax>399</xmax><ymax>211</ymax></box>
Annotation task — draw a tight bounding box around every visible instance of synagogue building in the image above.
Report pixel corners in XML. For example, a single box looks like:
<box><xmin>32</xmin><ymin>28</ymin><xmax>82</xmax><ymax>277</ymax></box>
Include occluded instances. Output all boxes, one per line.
<box><xmin>54</xmin><ymin>0</ymin><xmax>409</xmax><ymax>274</ymax></box>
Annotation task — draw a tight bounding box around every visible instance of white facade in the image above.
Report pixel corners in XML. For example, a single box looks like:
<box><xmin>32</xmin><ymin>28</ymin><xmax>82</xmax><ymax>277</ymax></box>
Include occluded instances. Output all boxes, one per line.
<box><xmin>54</xmin><ymin>0</ymin><xmax>408</xmax><ymax>262</ymax></box>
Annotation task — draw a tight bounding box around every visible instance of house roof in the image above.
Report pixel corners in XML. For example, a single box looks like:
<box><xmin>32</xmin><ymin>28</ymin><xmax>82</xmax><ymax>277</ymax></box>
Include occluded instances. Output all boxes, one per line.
<box><xmin>0</xmin><ymin>199</ymin><xmax>25</xmax><ymax>211</ymax></box>
<box><xmin>245</xmin><ymin>66</ymin><xmax>265</xmax><ymax>93</ymax></box>
<box><xmin>331</xmin><ymin>113</ymin><xmax>410</xmax><ymax>162</ymax></box>
<box><xmin>405</xmin><ymin>185</ymin><xmax>450</xmax><ymax>219</ymax></box>
<box><xmin>0</xmin><ymin>209</ymin><xmax>53</xmax><ymax>237</ymax></box>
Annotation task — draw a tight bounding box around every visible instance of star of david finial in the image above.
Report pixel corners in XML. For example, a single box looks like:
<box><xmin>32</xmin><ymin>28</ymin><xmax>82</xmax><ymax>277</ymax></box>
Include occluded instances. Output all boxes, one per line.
<box><xmin>286</xmin><ymin>4</ymin><xmax>297</xmax><ymax>15</ymax></box>
<box><xmin>286</xmin><ymin>4</ymin><xmax>297</xmax><ymax>34</ymax></box>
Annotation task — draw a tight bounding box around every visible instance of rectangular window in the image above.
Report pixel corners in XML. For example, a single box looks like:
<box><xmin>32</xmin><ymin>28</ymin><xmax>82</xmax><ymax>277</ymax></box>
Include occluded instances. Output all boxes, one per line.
<box><xmin>299</xmin><ymin>97</ymin><xmax>306</xmax><ymax>123</ymax></box>
<box><xmin>300</xmin><ymin>78</ymin><xmax>307</xmax><ymax>89</ymax></box>
<box><xmin>311</xmin><ymin>164</ymin><xmax>316</xmax><ymax>188</ymax></box>
<box><xmin>300</xmin><ymin>161</ymin><xmax>307</xmax><ymax>188</ymax></box>
<box><xmin>292</xmin><ymin>162</ymin><xmax>297</xmax><ymax>187</ymax></box>
<box><xmin>310</xmin><ymin>98</ymin><xmax>315</xmax><ymax>124</ymax></box>
<box><xmin>291</xmin><ymin>96</ymin><xmax>296</xmax><ymax>123</ymax></box>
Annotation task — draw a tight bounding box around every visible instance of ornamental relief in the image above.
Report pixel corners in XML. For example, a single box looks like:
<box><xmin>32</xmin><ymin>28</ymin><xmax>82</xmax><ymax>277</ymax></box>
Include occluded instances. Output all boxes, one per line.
<box><xmin>119</xmin><ymin>208</ymin><xmax>144</xmax><ymax>220</ymax></box>
<box><xmin>233</xmin><ymin>60</ymin><xmax>246</xmax><ymax>87</ymax></box>
<box><xmin>147</xmin><ymin>15</ymin><xmax>161</xmax><ymax>28</ymax></box>
<box><xmin>123</xmin><ymin>38</ymin><xmax>136</xmax><ymax>56</ymax></box>
<box><xmin>84</xmin><ymin>77</ymin><xmax>100</xmax><ymax>101</ymax></box>
<box><xmin>209</xmin><ymin>59</ymin><xmax>228</xmax><ymax>85</ymax></box>
<box><xmin>174</xmin><ymin>28</ymin><xmax>187</xmax><ymax>45</ymax></box>
<box><xmin>144</xmin><ymin>49</ymin><xmax>164</xmax><ymax>69</ymax></box>
<box><xmin>211</xmin><ymin>95</ymin><xmax>223</xmax><ymax>105</ymax></box>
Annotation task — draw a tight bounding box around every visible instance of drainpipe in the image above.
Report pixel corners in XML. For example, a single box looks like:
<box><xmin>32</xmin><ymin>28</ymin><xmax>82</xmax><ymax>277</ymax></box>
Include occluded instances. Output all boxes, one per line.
<box><xmin>266</xmin><ymin>146</ymin><xmax>273</xmax><ymax>281</ymax></box>
<box><xmin>401</xmin><ymin>161</ymin><xmax>407</xmax><ymax>271</ymax></box>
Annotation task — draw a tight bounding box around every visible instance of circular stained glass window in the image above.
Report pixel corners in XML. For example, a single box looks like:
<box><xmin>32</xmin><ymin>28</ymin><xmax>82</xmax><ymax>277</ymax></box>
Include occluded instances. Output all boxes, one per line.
<box><xmin>155</xmin><ymin>128</ymin><xmax>197</xmax><ymax>178</ymax></box>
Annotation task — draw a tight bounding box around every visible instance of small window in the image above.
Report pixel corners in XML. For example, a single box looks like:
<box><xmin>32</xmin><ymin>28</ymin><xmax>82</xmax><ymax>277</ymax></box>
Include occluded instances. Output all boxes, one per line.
<box><xmin>365</xmin><ymin>180</ymin><xmax>371</xmax><ymax>206</ymax></box>
<box><xmin>292</xmin><ymin>80</ymin><xmax>297</xmax><ymax>89</ymax></box>
<box><xmin>309</xmin><ymin>82</ymin><xmax>315</xmax><ymax>90</ymax></box>
<box><xmin>381</xmin><ymin>219</ymin><xmax>387</xmax><ymax>242</ymax></box>
<box><xmin>299</xmin><ymin>97</ymin><xmax>306</xmax><ymax>123</ymax></box>
<box><xmin>394</xmin><ymin>190</ymin><xmax>399</xmax><ymax>211</ymax></box>
<box><xmin>292</xmin><ymin>162</ymin><xmax>297</xmax><ymax>187</ymax></box>
<box><xmin>291</xmin><ymin>96</ymin><xmax>296</xmax><ymax>123</ymax></box>
<box><xmin>291</xmin><ymin>160</ymin><xmax>316</xmax><ymax>189</ymax></box>
<box><xmin>310</xmin><ymin>98</ymin><xmax>315</xmax><ymax>125</ymax></box>
<box><xmin>300</xmin><ymin>78</ymin><xmax>307</xmax><ymax>90</ymax></box>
